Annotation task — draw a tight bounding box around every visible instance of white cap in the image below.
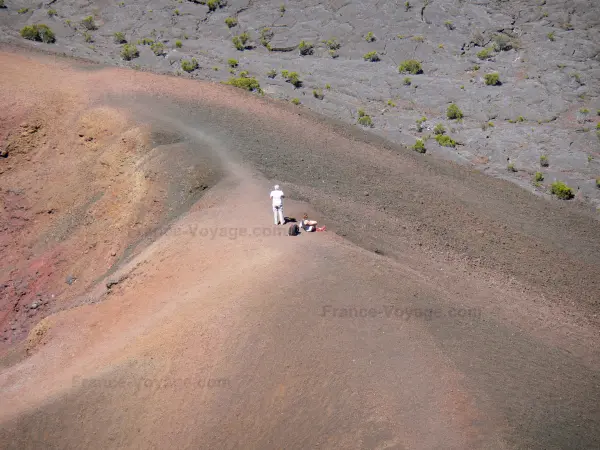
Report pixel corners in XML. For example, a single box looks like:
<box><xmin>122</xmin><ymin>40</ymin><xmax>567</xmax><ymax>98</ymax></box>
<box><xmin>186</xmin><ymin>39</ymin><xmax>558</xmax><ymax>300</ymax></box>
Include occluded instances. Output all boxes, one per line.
<box><xmin>274</xmin><ymin>184</ymin><xmax>280</xmax><ymax>190</ymax></box>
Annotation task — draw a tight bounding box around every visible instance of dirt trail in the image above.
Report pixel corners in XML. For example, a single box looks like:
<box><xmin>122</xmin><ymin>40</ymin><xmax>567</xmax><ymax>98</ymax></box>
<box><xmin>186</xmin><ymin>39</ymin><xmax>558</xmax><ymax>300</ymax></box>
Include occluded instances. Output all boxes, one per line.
<box><xmin>0</xmin><ymin>50</ymin><xmax>599</xmax><ymax>449</ymax></box>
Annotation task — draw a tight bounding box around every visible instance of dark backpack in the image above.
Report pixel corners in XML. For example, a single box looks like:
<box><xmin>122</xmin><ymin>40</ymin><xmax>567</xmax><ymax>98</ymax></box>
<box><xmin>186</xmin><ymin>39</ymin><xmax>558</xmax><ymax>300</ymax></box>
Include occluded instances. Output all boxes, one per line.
<box><xmin>288</xmin><ymin>223</ymin><xmax>299</xmax><ymax>236</ymax></box>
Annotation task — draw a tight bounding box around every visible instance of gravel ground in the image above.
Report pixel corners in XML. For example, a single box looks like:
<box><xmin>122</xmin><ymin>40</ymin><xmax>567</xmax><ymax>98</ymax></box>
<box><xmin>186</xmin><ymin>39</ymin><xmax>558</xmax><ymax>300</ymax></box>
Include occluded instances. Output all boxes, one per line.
<box><xmin>1</xmin><ymin>0</ymin><xmax>599</xmax><ymax>207</ymax></box>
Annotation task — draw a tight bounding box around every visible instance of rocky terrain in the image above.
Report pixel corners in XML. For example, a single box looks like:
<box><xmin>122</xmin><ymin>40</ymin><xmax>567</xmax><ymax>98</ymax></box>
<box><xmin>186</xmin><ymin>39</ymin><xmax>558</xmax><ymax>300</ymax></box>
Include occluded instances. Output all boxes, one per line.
<box><xmin>1</xmin><ymin>0</ymin><xmax>600</xmax><ymax>207</ymax></box>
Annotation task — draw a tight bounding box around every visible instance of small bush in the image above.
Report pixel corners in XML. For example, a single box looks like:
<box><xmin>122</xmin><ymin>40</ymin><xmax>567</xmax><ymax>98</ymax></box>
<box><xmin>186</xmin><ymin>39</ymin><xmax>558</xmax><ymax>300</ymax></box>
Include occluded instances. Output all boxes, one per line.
<box><xmin>416</xmin><ymin>117</ymin><xmax>426</xmax><ymax>132</ymax></box>
<box><xmin>120</xmin><ymin>44</ymin><xmax>139</xmax><ymax>60</ymax></box>
<box><xmin>239</xmin><ymin>70</ymin><xmax>249</xmax><ymax>78</ymax></box>
<box><xmin>233</xmin><ymin>32</ymin><xmax>250</xmax><ymax>51</ymax></box>
<box><xmin>113</xmin><ymin>32</ymin><xmax>127</xmax><ymax>44</ymax></box>
<box><xmin>260</xmin><ymin>28</ymin><xmax>273</xmax><ymax>47</ymax></box>
<box><xmin>181</xmin><ymin>58</ymin><xmax>199</xmax><ymax>72</ymax></box>
<box><xmin>477</xmin><ymin>47</ymin><xmax>493</xmax><ymax>60</ymax></box>
<box><xmin>540</xmin><ymin>155</ymin><xmax>549</xmax><ymax>167</ymax></box>
<box><xmin>141</xmin><ymin>37</ymin><xmax>154</xmax><ymax>45</ymax></box>
<box><xmin>326</xmin><ymin>38</ymin><xmax>340</xmax><ymax>50</ymax></box>
<box><xmin>484</xmin><ymin>72</ymin><xmax>500</xmax><ymax>86</ymax></box>
<box><xmin>291</xmin><ymin>98</ymin><xmax>300</xmax><ymax>105</ymax></box>
<box><xmin>228</xmin><ymin>58</ymin><xmax>238</xmax><ymax>67</ymax></box>
<box><xmin>267</xmin><ymin>69</ymin><xmax>277</xmax><ymax>78</ymax></box>
<box><xmin>596</xmin><ymin>178</ymin><xmax>600</xmax><ymax>189</ymax></box>
<box><xmin>207</xmin><ymin>0</ymin><xmax>221</xmax><ymax>11</ymax></box>
<box><xmin>298</xmin><ymin>40</ymin><xmax>314</xmax><ymax>56</ymax></box>
<box><xmin>492</xmin><ymin>34</ymin><xmax>512</xmax><ymax>51</ymax></box>
<box><xmin>81</xmin><ymin>15</ymin><xmax>97</xmax><ymax>30</ymax></box>
<box><xmin>365</xmin><ymin>32</ymin><xmax>376</xmax><ymax>42</ymax></box>
<box><xmin>83</xmin><ymin>32</ymin><xmax>93</xmax><ymax>43</ymax></box>
<box><xmin>48</xmin><ymin>9</ymin><xmax>57</xmax><ymax>16</ymax></box>
<box><xmin>280</xmin><ymin>4</ymin><xmax>286</xmax><ymax>14</ymax></box>
<box><xmin>435</xmin><ymin>134</ymin><xmax>456</xmax><ymax>147</ymax></box>
<box><xmin>0</xmin><ymin>1</ymin><xmax>6</xmax><ymax>9</ymax></box>
<box><xmin>284</xmin><ymin>71</ymin><xmax>301</xmax><ymax>87</ymax></box>
<box><xmin>551</xmin><ymin>181</ymin><xmax>574</xmax><ymax>199</ymax></box>
<box><xmin>412</xmin><ymin>35</ymin><xmax>425</xmax><ymax>42</ymax></box>
<box><xmin>313</xmin><ymin>89</ymin><xmax>324</xmax><ymax>100</ymax></box>
<box><xmin>226</xmin><ymin>76</ymin><xmax>261</xmax><ymax>92</ymax></box>
<box><xmin>412</xmin><ymin>139</ymin><xmax>426</xmax><ymax>153</ymax></box>
<box><xmin>175</xmin><ymin>40</ymin><xmax>182</xmax><ymax>48</ymax></box>
<box><xmin>534</xmin><ymin>172</ymin><xmax>544</xmax><ymax>182</ymax></box>
<box><xmin>151</xmin><ymin>42</ymin><xmax>166</xmax><ymax>56</ymax></box>
<box><xmin>403</xmin><ymin>77</ymin><xmax>412</xmax><ymax>86</ymax></box>
<box><xmin>472</xmin><ymin>64</ymin><xmax>480</xmax><ymax>71</ymax></box>
<box><xmin>363</xmin><ymin>51</ymin><xmax>380</xmax><ymax>62</ymax></box>
<box><xmin>399</xmin><ymin>60</ymin><xmax>423</xmax><ymax>74</ymax></box>
<box><xmin>225</xmin><ymin>17</ymin><xmax>237</xmax><ymax>28</ymax></box>
<box><xmin>547</xmin><ymin>31</ymin><xmax>555</xmax><ymax>41</ymax></box>
<box><xmin>446</xmin><ymin>104</ymin><xmax>463</xmax><ymax>120</ymax></box>
<box><xmin>516</xmin><ymin>115</ymin><xmax>525</xmax><ymax>122</ymax></box>
<box><xmin>404</xmin><ymin>1</ymin><xmax>411</xmax><ymax>11</ymax></box>
<box><xmin>387</xmin><ymin>100</ymin><xmax>396</xmax><ymax>107</ymax></box>
<box><xmin>18</xmin><ymin>7</ymin><xmax>29</xmax><ymax>14</ymax></box>
<box><xmin>507</xmin><ymin>163</ymin><xmax>517</xmax><ymax>172</ymax></box>
<box><xmin>325</xmin><ymin>83</ymin><xmax>331</xmax><ymax>90</ymax></box>
<box><xmin>433</xmin><ymin>123</ymin><xmax>445</xmax><ymax>135</ymax></box>
<box><xmin>20</xmin><ymin>24</ymin><xmax>56</xmax><ymax>43</ymax></box>
<box><xmin>358</xmin><ymin>115</ymin><xmax>373</xmax><ymax>127</ymax></box>
<box><xmin>444</xmin><ymin>20</ymin><xmax>454</xmax><ymax>30</ymax></box>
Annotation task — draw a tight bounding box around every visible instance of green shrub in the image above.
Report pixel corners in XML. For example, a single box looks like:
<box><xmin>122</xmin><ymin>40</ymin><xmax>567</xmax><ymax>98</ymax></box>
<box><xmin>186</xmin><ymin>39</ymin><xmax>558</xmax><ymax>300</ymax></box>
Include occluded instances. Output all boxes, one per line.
<box><xmin>540</xmin><ymin>155</ymin><xmax>549</xmax><ymax>167</ymax></box>
<box><xmin>492</xmin><ymin>34</ymin><xmax>512</xmax><ymax>51</ymax></box>
<box><xmin>547</xmin><ymin>31</ymin><xmax>555</xmax><ymax>41</ymax></box>
<box><xmin>416</xmin><ymin>117</ymin><xmax>426</xmax><ymax>132</ymax></box>
<box><xmin>20</xmin><ymin>24</ymin><xmax>56</xmax><ymax>43</ymax></box>
<box><xmin>260</xmin><ymin>28</ymin><xmax>273</xmax><ymax>47</ymax></box>
<box><xmin>228</xmin><ymin>58</ymin><xmax>238</xmax><ymax>67</ymax></box>
<box><xmin>325</xmin><ymin>83</ymin><xmax>331</xmax><ymax>90</ymax></box>
<box><xmin>399</xmin><ymin>60</ymin><xmax>423</xmax><ymax>74</ymax></box>
<box><xmin>267</xmin><ymin>69</ymin><xmax>277</xmax><ymax>78</ymax></box>
<box><xmin>141</xmin><ymin>37</ymin><xmax>154</xmax><ymax>45</ymax></box>
<box><xmin>326</xmin><ymin>38</ymin><xmax>340</xmax><ymax>50</ymax></box>
<box><xmin>435</xmin><ymin>134</ymin><xmax>456</xmax><ymax>147</ymax></box>
<box><xmin>433</xmin><ymin>123</ymin><xmax>445</xmax><ymax>135</ymax></box>
<box><xmin>181</xmin><ymin>58</ymin><xmax>199</xmax><ymax>72</ymax></box>
<box><xmin>113</xmin><ymin>32</ymin><xmax>127</xmax><ymax>44</ymax></box>
<box><xmin>472</xmin><ymin>64</ymin><xmax>480</xmax><ymax>71</ymax></box>
<box><xmin>151</xmin><ymin>42</ymin><xmax>166</xmax><ymax>56</ymax></box>
<box><xmin>596</xmin><ymin>178</ymin><xmax>600</xmax><ymax>188</ymax></box>
<box><xmin>298</xmin><ymin>40</ymin><xmax>314</xmax><ymax>55</ymax></box>
<box><xmin>404</xmin><ymin>1</ymin><xmax>411</xmax><ymax>11</ymax></box>
<box><xmin>387</xmin><ymin>100</ymin><xmax>396</xmax><ymax>107</ymax></box>
<box><xmin>225</xmin><ymin>17</ymin><xmax>238</xmax><ymax>28</ymax></box>
<box><xmin>239</xmin><ymin>70</ymin><xmax>249</xmax><ymax>78</ymax></box>
<box><xmin>18</xmin><ymin>7</ymin><xmax>29</xmax><ymax>14</ymax></box>
<box><xmin>517</xmin><ymin>115</ymin><xmax>525</xmax><ymax>122</ymax></box>
<box><xmin>412</xmin><ymin>139</ymin><xmax>426</xmax><ymax>153</ymax></box>
<box><xmin>476</xmin><ymin>47</ymin><xmax>493</xmax><ymax>60</ymax></box>
<box><xmin>291</xmin><ymin>98</ymin><xmax>300</xmax><ymax>105</ymax></box>
<box><xmin>444</xmin><ymin>20</ymin><xmax>454</xmax><ymax>30</ymax></box>
<box><xmin>358</xmin><ymin>115</ymin><xmax>373</xmax><ymax>127</ymax></box>
<box><xmin>365</xmin><ymin>31</ymin><xmax>375</xmax><ymax>42</ymax></box>
<box><xmin>0</xmin><ymin>1</ymin><xmax>6</xmax><ymax>8</ymax></box>
<box><xmin>358</xmin><ymin>109</ymin><xmax>366</xmax><ymax>117</ymax></box>
<box><xmin>551</xmin><ymin>181</ymin><xmax>574</xmax><ymax>199</ymax></box>
<box><xmin>83</xmin><ymin>32</ymin><xmax>93</xmax><ymax>43</ymax></box>
<box><xmin>284</xmin><ymin>71</ymin><xmax>301</xmax><ymax>87</ymax></box>
<box><xmin>446</xmin><ymin>104</ymin><xmax>463</xmax><ymax>120</ymax></box>
<box><xmin>232</xmin><ymin>32</ymin><xmax>250</xmax><ymax>51</ymax></box>
<box><xmin>280</xmin><ymin>4</ymin><xmax>286</xmax><ymax>14</ymax></box>
<box><xmin>534</xmin><ymin>172</ymin><xmax>544</xmax><ymax>182</ymax></box>
<box><xmin>207</xmin><ymin>0</ymin><xmax>221</xmax><ymax>11</ymax></box>
<box><xmin>507</xmin><ymin>163</ymin><xmax>517</xmax><ymax>172</ymax></box>
<box><xmin>313</xmin><ymin>89</ymin><xmax>324</xmax><ymax>100</ymax></box>
<box><xmin>47</xmin><ymin>9</ymin><xmax>57</xmax><ymax>16</ymax></box>
<box><xmin>412</xmin><ymin>35</ymin><xmax>425</xmax><ymax>42</ymax></box>
<box><xmin>175</xmin><ymin>40</ymin><xmax>182</xmax><ymax>48</ymax></box>
<box><xmin>120</xmin><ymin>44</ymin><xmax>139</xmax><ymax>60</ymax></box>
<box><xmin>403</xmin><ymin>77</ymin><xmax>412</xmax><ymax>86</ymax></box>
<box><xmin>281</xmin><ymin>69</ymin><xmax>289</xmax><ymax>78</ymax></box>
<box><xmin>363</xmin><ymin>51</ymin><xmax>380</xmax><ymax>62</ymax></box>
<box><xmin>81</xmin><ymin>15</ymin><xmax>97</xmax><ymax>30</ymax></box>
<box><xmin>226</xmin><ymin>76</ymin><xmax>261</xmax><ymax>92</ymax></box>
<box><xmin>484</xmin><ymin>72</ymin><xmax>500</xmax><ymax>86</ymax></box>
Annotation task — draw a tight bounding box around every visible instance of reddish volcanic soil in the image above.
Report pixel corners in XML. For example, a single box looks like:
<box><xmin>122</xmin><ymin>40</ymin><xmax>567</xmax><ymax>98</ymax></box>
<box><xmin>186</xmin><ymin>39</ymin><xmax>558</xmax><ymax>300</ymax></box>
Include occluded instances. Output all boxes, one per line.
<box><xmin>0</xmin><ymin>49</ymin><xmax>599</xmax><ymax>449</ymax></box>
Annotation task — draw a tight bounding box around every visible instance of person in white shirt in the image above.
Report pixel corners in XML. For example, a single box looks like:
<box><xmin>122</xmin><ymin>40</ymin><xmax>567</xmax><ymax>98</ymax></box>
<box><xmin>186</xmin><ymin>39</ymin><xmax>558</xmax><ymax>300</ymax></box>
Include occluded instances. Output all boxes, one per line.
<box><xmin>270</xmin><ymin>184</ymin><xmax>285</xmax><ymax>225</ymax></box>
<box><xmin>299</xmin><ymin>213</ymin><xmax>317</xmax><ymax>232</ymax></box>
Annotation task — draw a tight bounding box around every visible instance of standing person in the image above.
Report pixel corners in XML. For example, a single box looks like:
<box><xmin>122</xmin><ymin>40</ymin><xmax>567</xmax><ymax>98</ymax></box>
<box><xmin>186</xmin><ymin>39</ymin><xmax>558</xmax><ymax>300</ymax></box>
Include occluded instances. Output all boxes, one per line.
<box><xmin>270</xmin><ymin>184</ymin><xmax>285</xmax><ymax>225</ymax></box>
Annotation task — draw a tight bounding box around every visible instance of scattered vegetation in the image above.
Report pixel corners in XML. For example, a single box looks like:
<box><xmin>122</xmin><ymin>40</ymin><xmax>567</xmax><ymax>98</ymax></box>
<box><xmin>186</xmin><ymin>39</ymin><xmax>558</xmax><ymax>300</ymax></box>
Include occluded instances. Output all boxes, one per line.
<box><xmin>141</xmin><ymin>37</ymin><xmax>154</xmax><ymax>45</ymax></box>
<box><xmin>507</xmin><ymin>163</ymin><xmax>517</xmax><ymax>172</ymax></box>
<box><xmin>551</xmin><ymin>181</ymin><xmax>574</xmax><ymax>199</ymax></box>
<box><xmin>404</xmin><ymin>1</ymin><xmax>411</xmax><ymax>11</ymax></box>
<box><xmin>534</xmin><ymin>172</ymin><xmax>544</xmax><ymax>182</ymax></box>
<box><xmin>357</xmin><ymin>109</ymin><xmax>373</xmax><ymax>127</ymax></box>
<box><xmin>435</xmin><ymin>134</ymin><xmax>457</xmax><ymax>147</ymax></box>
<box><xmin>596</xmin><ymin>178</ymin><xmax>600</xmax><ymax>189</ymax></box>
<box><xmin>20</xmin><ymin>24</ymin><xmax>56</xmax><ymax>43</ymax></box>
<box><xmin>398</xmin><ymin>60</ymin><xmax>423</xmax><ymax>74</ymax></box>
<box><xmin>291</xmin><ymin>98</ymin><xmax>300</xmax><ymax>105</ymax></box>
<box><xmin>233</xmin><ymin>32</ymin><xmax>250</xmax><ymax>51</ymax></box>
<box><xmin>0</xmin><ymin>1</ymin><xmax>6</xmax><ymax>9</ymax></box>
<box><xmin>540</xmin><ymin>155</ymin><xmax>549</xmax><ymax>167</ymax></box>
<box><xmin>363</xmin><ymin>51</ymin><xmax>380</xmax><ymax>62</ymax></box>
<box><xmin>433</xmin><ymin>123</ymin><xmax>445</xmax><ymax>135</ymax></box>
<box><xmin>484</xmin><ymin>72</ymin><xmax>500</xmax><ymax>86</ymax></box>
<box><xmin>120</xmin><ymin>43</ymin><xmax>139</xmax><ymax>60</ymax></box>
<box><xmin>280</xmin><ymin>4</ymin><xmax>286</xmax><ymax>15</ymax></box>
<box><xmin>81</xmin><ymin>15</ymin><xmax>97</xmax><ymax>30</ymax></box>
<box><xmin>412</xmin><ymin>35</ymin><xmax>425</xmax><ymax>42</ymax></box>
<box><xmin>181</xmin><ymin>58</ymin><xmax>199</xmax><ymax>72</ymax></box>
<box><xmin>416</xmin><ymin>116</ymin><xmax>427</xmax><ymax>132</ymax></box>
<box><xmin>325</xmin><ymin>38</ymin><xmax>341</xmax><ymax>51</ymax></box>
<box><xmin>282</xmin><ymin>71</ymin><xmax>302</xmax><ymax>87</ymax></box>
<box><xmin>313</xmin><ymin>88</ymin><xmax>324</xmax><ymax>100</ymax></box>
<box><xmin>226</xmin><ymin>76</ymin><xmax>261</xmax><ymax>92</ymax></box>
<box><xmin>412</xmin><ymin>139</ymin><xmax>426</xmax><ymax>154</ymax></box>
<box><xmin>547</xmin><ymin>31</ymin><xmax>555</xmax><ymax>41</ymax></box>
<box><xmin>365</xmin><ymin>32</ymin><xmax>376</xmax><ymax>42</ymax></box>
<box><xmin>207</xmin><ymin>0</ymin><xmax>222</xmax><ymax>11</ymax></box>
<box><xmin>83</xmin><ymin>32</ymin><xmax>93</xmax><ymax>43</ymax></box>
<box><xmin>151</xmin><ymin>42</ymin><xmax>166</xmax><ymax>56</ymax></box>
<box><xmin>444</xmin><ymin>20</ymin><xmax>454</xmax><ymax>30</ymax></box>
<box><xmin>403</xmin><ymin>77</ymin><xmax>412</xmax><ymax>86</ymax></box>
<box><xmin>260</xmin><ymin>28</ymin><xmax>274</xmax><ymax>48</ymax></box>
<box><xmin>387</xmin><ymin>100</ymin><xmax>396</xmax><ymax>107</ymax></box>
<box><xmin>492</xmin><ymin>34</ymin><xmax>513</xmax><ymax>51</ymax></box>
<box><xmin>446</xmin><ymin>104</ymin><xmax>463</xmax><ymax>120</ymax></box>
<box><xmin>18</xmin><ymin>7</ymin><xmax>29</xmax><ymax>14</ymax></box>
<box><xmin>570</xmin><ymin>72</ymin><xmax>583</xmax><ymax>85</ymax></box>
<box><xmin>175</xmin><ymin>40</ymin><xmax>182</xmax><ymax>48</ymax></box>
<box><xmin>267</xmin><ymin>69</ymin><xmax>277</xmax><ymax>78</ymax></box>
<box><xmin>47</xmin><ymin>9</ymin><xmax>57</xmax><ymax>17</ymax></box>
<box><xmin>477</xmin><ymin>47</ymin><xmax>493</xmax><ymax>60</ymax></box>
<box><xmin>325</xmin><ymin>83</ymin><xmax>331</xmax><ymax>90</ymax></box>
<box><xmin>298</xmin><ymin>40</ymin><xmax>314</xmax><ymax>56</ymax></box>
<box><xmin>225</xmin><ymin>17</ymin><xmax>238</xmax><ymax>28</ymax></box>
<box><xmin>113</xmin><ymin>32</ymin><xmax>127</xmax><ymax>44</ymax></box>
<box><xmin>228</xmin><ymin>58</ymin><xmax>238</xmax><ymax>67</ymax></box>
